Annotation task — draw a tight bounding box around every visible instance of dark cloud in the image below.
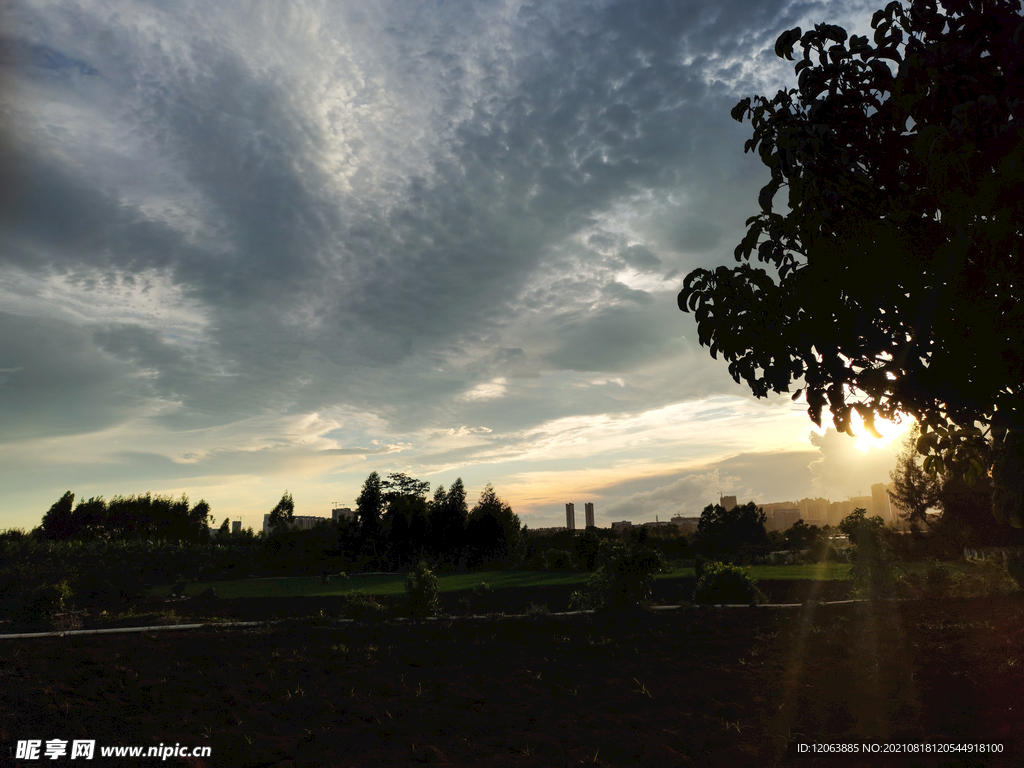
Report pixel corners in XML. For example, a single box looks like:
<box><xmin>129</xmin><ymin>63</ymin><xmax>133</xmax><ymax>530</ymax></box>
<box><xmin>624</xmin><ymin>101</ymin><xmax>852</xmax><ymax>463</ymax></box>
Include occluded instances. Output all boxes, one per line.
<box><xmin>0</xmin><ymin>312</ymin><xmax>140</xmax><ymax>440</ymax></box>
<box><xmin>0</xmin><ymin>0</ymin><xmax>883</xmax><ymax>526</ymax></box>
<box><xmin>0</xmin><ymin>38</ymin><xmax>98</xmax><ymax>75</ymax></box>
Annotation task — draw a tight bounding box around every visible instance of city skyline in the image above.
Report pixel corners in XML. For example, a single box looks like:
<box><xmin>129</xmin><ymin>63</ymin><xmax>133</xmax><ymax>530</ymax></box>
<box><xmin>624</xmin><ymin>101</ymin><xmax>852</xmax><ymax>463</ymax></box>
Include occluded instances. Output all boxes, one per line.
<box><xmin>1</xmin><ymin>0</ymin><xmax>906</xmax><ymax>532</ymax></box>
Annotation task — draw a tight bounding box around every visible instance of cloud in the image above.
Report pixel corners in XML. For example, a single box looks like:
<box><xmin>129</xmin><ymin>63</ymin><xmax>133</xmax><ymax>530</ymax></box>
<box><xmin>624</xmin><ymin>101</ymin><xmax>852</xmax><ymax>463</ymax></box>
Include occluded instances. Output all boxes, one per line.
<box><xmin>808</xmin><ymin>428</ymin><xmax>902</xmax><ymax>501</ymax></box>
<box><xmin>600</xmin><ymin>470</ymin><xmax>740</xmax><ymax>521</ymax></box>
<box><xmin>0</xmin><ymin>312</ymin><xmax>145</xmax><ymax>440</ymax></box>
<box><xmin>0</xmin><ymin>0</ymin><xmax>887</xmax><ymax>528</ymax></box>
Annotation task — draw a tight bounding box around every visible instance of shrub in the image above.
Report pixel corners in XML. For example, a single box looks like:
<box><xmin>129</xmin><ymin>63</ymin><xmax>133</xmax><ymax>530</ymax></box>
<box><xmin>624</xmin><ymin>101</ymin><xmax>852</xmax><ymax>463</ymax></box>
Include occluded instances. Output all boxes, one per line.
<box><xmin>1007</xmin><ymin>552</ymin><xmax>1024</xmax><ymax>590</ymax></box>
<box><xmin>692</xmin><ymin>562</ymin><xmax>765</xmax><ymax>605</ymax></box>
<box><xmin>342</xmin><ymin>594</ymin><xmax>387</xmax><ymax>620</ymax></box>
<box><xmin>197</xmin><ymin>586</ymin><xmax>218</xmax><ymax>600</ymax></box>
<box><xmin>570</xmin><ymin>540</ymin><xmax>666</xmax><ymax>610</ymax></box>
<box><xmin>459</xmin><ymin>581</ymin><xmax>493</xmax><ymax>615</ymax></box>
<box><xmin>840</xmin><ymin>509</ymin><xmax>900</xmax><ymax>600</ymax></box>
<box><xmin>951</xmin><ymin>557</ymin><xmax>1020</xmax><ymax>597</ymax></box>
<box><xmin>21</xmin><ymin>581</ymin><xmax>73</xmax><ymax>621</ymax></box>
<box><xmin>542</xmin><ymin>549</ymin><xmax>574</xmax><ymax>571</ymax></box>
<box><xmin>405</xmin><ymin>560</ymin><xmax>440</xmax><ymax>617</ymax></box>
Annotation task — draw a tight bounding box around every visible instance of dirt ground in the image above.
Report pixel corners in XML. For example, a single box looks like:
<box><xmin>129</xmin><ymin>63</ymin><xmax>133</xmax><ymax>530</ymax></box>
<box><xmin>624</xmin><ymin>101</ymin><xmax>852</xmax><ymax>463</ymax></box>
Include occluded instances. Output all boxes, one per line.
<box><xmin>2</xmin><ymin>593</ymin><xmax>1022</xmax><ymax>767</ymax></box>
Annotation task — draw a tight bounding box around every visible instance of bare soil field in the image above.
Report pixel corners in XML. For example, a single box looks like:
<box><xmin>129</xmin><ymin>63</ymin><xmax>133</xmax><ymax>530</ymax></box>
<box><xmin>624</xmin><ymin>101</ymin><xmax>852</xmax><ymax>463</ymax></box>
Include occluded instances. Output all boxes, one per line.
<box><xmin>2</xmin><ymin>592</ymin><xmax>1022</xmax><ymax>767</ymax></box>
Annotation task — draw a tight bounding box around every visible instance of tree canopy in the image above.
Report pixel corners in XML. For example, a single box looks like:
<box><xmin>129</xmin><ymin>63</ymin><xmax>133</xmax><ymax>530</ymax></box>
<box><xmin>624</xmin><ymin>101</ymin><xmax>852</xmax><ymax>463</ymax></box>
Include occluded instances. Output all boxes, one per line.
<box><xmin>694</xmin><ymin>502</ymin><xmax>769</xmax><ymax>562</ymax></box>
<box><xmin>267</xmin><ymin>492</ymin><xmax>296</xmax><ymax>536</ymax></box>
<box><xmin>39</xmin><ymin>491</ymin><xmax>213</xmax><ymax>542</ymax></box>
<box><xmin>678</xmin><ymin>0</ymin><xmax>1024</xmax><ymax>526</ymax></box>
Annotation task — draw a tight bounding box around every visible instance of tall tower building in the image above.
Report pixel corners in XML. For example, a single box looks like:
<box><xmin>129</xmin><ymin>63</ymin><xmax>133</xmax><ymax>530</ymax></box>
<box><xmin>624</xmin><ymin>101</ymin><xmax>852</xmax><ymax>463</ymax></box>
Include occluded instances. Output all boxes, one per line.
<box><xmin>720</xmin><ymin>495</ymin><xmax>738</xmax><ymax>511</ymax></box>
<box><xmin>584</xmin><ymin>502</ymin><xmax>595</xmax><ymax>528</ymax></box>
<box><xmin>871</xmin><ymin>483</ymin><xmax>892</xmax><ymax>522</ymax></box>
<box><xmin>565</xmin><ymin>503</ymin><xmax>575</xmax><ymax>531</ymax></box>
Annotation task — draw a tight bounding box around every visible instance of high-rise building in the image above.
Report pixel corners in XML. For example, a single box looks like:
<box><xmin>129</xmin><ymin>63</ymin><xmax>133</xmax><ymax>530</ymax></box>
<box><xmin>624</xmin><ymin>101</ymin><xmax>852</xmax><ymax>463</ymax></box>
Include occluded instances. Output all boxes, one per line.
<box><xmin>565</xmin><ymin>503</ymin><xmax>575</xmax><ymax>531</ymax></box>
<box><xmin>584</xmin><ymin>502</ymin><xmax>595</xmax><ymax>528</ymax></box>
<box><xmin>798</xmin><ymin>497</ymin><xmax>830</xmax><ymax>523</ymax></box>
<box><xmin>886</xmin><ymin>482</ymin><xmax>911</xmax><ymax>521</ymax></box>
<box><xmin>850</xmin><ymin>495</ymin><xmax>874</xmax><ymax>516</ymax></box>
<box><xmin>231</xmin><ymin>520</ymin><xmax>241</xmax><ymax>534</ymax></box>
<box><xmin>720</xmin><ymin>494</ymin><xmax>738</xmax><ymax>511</ymax></box>
<box><xmin>871</xmin><ymin>483</ymin><xmax>892</xmax><ymax>522</ymax></box>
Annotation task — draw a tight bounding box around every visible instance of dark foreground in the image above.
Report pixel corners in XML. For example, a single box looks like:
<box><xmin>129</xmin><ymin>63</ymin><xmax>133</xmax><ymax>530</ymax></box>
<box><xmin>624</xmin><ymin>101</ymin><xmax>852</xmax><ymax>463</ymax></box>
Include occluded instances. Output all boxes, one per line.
<box><xmin>2</xmin><ymin>595</ymin><xmax>1022</xmax><ymax>767</ymax></box>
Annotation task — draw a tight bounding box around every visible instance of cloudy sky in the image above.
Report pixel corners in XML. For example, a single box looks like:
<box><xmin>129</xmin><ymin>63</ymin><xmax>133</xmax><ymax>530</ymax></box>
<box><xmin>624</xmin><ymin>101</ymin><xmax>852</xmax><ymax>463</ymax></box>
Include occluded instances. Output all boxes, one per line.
<box><xmin>0</xmin><ymin>0</ymin><xmax>912</xmax><ymax>531</ymax></box>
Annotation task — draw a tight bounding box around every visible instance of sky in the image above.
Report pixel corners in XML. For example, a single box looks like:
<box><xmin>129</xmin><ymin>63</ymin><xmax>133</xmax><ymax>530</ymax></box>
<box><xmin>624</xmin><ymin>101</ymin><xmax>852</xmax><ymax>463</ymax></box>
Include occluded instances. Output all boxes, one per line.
<box><xmin>0</xmin><ymin>0</ymin><xmax>913</xmax><ymax>532</ymax></box>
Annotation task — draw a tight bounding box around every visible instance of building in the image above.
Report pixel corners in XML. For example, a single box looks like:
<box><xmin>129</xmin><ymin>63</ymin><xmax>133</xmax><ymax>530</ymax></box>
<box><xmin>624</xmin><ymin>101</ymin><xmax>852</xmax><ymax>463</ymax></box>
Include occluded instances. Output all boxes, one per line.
<box><xmin>565</xmin><ymin>503</ymin><xmax>575</xmax><ymax>531</ymax></box>
<box><xmin>758</xmin><ymin>501</ymin><xmax>800</xmax><ymax>531</ymax></box>
<box><xmin>871</xmin><ymin>483</ymin><xmax>893</xmax><ymax>522</ymax></box>
<box><xmin>231</xmin><ymin>520</ymin><xmax>241</xmax><ymax>534</ymax></box>
<box><xmin>670</xmin><ymin>515</ymin><xmax>701</xmax><ymax>534</ymax></box>
<box><xmin>262</xmin><ymin>514</ymin><xmax>330</xmax><ymax>534</ymax></box>
<box><xmin>850</xmin><ymin>494</ymin><xmax>874</xmax><ymax>515</ymax></box>
<box><xmin>797</xmin><ymin>497</ymin><xmax>830</xmax><ymax>523</ymax></box>
<box><xmin>584</xmin><ymin>502</ymin><xmax>595</xmax><ymax>528</ymax></box>
<box><xmin>611</xmin><ymin>521</ymin><xmax>633</xmax><ymax>533</ymax></box>
<box><xmin>720</xmin><ymin>495</ymin><xmax>738</xmax><ymax>511</ymax></box>
<box><xmin>886</xmin><ymin>481</ymin><xmax>912</xmax><ymax>521</ymax></box>
<box><xmin>332</xmin><ymin>507</ymin><xmax>355</xmax><ymax>523</ymax></box>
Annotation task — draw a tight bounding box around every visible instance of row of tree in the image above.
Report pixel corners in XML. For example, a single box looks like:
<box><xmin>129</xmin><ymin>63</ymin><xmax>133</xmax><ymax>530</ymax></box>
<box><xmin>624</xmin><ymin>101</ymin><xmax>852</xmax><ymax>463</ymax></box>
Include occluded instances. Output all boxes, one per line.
<box><xmin>345</xmin><ymin>472</ymin><xmax>525</xmax><ymax>570</ymax></box>
<box><xmin>38</xmin><ymin>472</ymin><xmax>527</xmax><ymax>573</ymax></box>
<box><xmin>39</xmin><ymin>492</ymin><xmax>213</xmax><ymax>543</ymax></box>
<box><xmin>245</xmin><ymin>474</ymin><xmax>527</xmax><ymax>573</ymax></box>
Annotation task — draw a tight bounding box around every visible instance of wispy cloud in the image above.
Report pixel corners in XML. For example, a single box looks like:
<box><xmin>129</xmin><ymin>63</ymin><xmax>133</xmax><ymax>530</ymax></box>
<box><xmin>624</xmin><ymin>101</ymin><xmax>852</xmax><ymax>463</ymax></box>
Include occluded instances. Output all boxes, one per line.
<box><xmin>1</xmin><ymin>0</ymin><xmax>886</xmax><ymax>527</ymax></box>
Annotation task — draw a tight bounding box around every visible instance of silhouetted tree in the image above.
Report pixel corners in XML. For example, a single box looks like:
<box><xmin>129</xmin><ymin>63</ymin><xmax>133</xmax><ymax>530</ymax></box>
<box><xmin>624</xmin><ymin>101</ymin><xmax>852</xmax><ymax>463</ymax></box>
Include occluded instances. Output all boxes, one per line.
<box><xmin>69</xmin><ymin>497</ymin><xmax>107</xmax><ymax>540</ymax></box>
<box><xmin>382</xmin><ymin>472</ymin><xmax>430</xmax><ymax>503</ymax></box>
<box><xmin>839</xmin><ymin>508</ymin><xmax>899</xmax><ymax>599</ymax></box>
<box><xmin>356</xmin><ymin>472</ymin><xmax>385</xmax><ymax>560</ymax></box>
<box><xmin>889</xmin><ymin>424</ymin><xmax>942</xmax><ymax>529</ymax></box>
<box><xmin>892</xmin><ymin>422</ymin><xmax>1024</xmax><ymax>550</ymax></box>
<box><xmin>693</xmin><ymin>502</ymin><xmax>769</xmax><ymax>562</ymax></box>
<box><xmin>429</xmin><ymin>478</ymin><xmax>468</xmax><ymax>566</ymax></box>
<box><xmin>679</xmin><ymin>0</ymin><xmax>1024</xmax><ymax>528</ymax></box>
<box><xmin>40</xmin><ymin>491</ymin><xmax>75</xmax><ymax>540</ymax></box>
<box><xmin>466</xmin><ymin>484</ymin><xmax>523</xmax><ymax>569</ymax></box>
<box><xmin>381</xmin><ymin>473</ymin><xmax>430</xmax><ymax>570</ymax></box>
<box><xmin>267</xmin><ymin>492</ymin><xmax>295</xmax><ymax>537</ymax></box>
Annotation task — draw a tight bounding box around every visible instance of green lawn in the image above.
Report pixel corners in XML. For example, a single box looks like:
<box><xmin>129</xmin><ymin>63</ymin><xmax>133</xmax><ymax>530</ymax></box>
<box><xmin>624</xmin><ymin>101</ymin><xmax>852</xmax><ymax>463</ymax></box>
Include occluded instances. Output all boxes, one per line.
<box><xmin>150</xmin><ymin>563</ymin><xmax>852</xmax><ymax>599</ymax></box>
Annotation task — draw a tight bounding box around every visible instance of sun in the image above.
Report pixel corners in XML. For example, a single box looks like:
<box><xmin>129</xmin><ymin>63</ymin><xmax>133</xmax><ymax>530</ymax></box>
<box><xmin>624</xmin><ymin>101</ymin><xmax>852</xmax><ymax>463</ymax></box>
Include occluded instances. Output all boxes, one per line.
<box><xmin>849</xmin><ymin>410</ymin><xmax>911</xmax><ymax>453</ymax></box>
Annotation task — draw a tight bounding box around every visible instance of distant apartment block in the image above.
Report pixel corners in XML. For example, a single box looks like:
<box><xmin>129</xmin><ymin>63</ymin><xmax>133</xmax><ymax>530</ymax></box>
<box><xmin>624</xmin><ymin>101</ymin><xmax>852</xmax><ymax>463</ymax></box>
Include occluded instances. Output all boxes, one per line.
<box><xmin>565</xmin><ymin>503</ymin><xmax>575</xmax><ymax>531</ymax></box>
<box><xmin>584</xmin><ymin>502</ymin><xmax>595</xmax><ymax>528</ymax></box>
<box><xmin>872</xmin><ymin>483</ymin><xmax>893</xmax><ymax>522</ymax></box>
<box><xmin>332</xmin><ymin>507</ymin><xmax>355</xmax><ymax>523</ymax></box>
<box><xmin>611</xmin><ymin>520</ymin><xmax>633</xmax><ymax>533</ymax></box>
<box><xmin>719</xmin><ymin>495</ymin><xmax>738</xmax><ymax>511</ymax></box>
<box><xmin>670</xmin><ymin>515</ymin><xmax>701</xmax><ymax>533</ymax></box>
<box><xmin>262</xmin><ymin>514</ymin><xmax>330</xmax><ymax>534</ymax></box>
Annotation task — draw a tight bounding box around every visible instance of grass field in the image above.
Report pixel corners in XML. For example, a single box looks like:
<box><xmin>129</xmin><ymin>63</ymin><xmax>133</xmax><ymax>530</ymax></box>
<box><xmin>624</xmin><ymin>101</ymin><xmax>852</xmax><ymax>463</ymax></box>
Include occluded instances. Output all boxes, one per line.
<box><xmin>149</xmin><ymin>562</ymin><xmax>853</xmax><ymax>599</ymax></box>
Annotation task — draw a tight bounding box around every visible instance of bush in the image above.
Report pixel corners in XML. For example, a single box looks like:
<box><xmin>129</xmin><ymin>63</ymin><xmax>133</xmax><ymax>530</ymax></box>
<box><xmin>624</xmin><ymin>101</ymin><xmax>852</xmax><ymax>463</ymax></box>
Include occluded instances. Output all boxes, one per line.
<box><xmin>840</xmin><ymin>509</ymin><xmax>900</xmax><ymax>600</ymax></box>
<box><xmin>342</xmin><ymin>594</ymin><xmax>387</xmax><ymax>620</ymax></box>
<box><xmin>951</xmin><ymin>557</ymin><xmax>1020</xmax><ymax>597</ymax></box>
<box><xmin>21</xmin><ymin>581</ymin><xmax>73</xmax><ymax>621</ymax></box>
<box><xmin>692</xmin><ymin>562</ymin><xmax>765</xmax><ymax>605</ymax></box>
<box><xmin>458</xmin><ymin>581</ymin><xmax>493</xmax><ymax>615</ymax></box>
<box><xmin>570</xmin><ymin>540</ymin><xmax>666</xmax><ymax>610</ymax></box>
<box><xmin>405</xmin><ymin>560</ymin><xmax>440</xmax><ymax>617</ymax></box>
<box><xmin>542</xmin><ymin>549</ymin><xmax>574</xmax><ymax>571</ymax></box>
<box><xmin>1008</xmin><ymin>552</ymin><xmax>1024</xmax><ymax>590</ymax></box>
